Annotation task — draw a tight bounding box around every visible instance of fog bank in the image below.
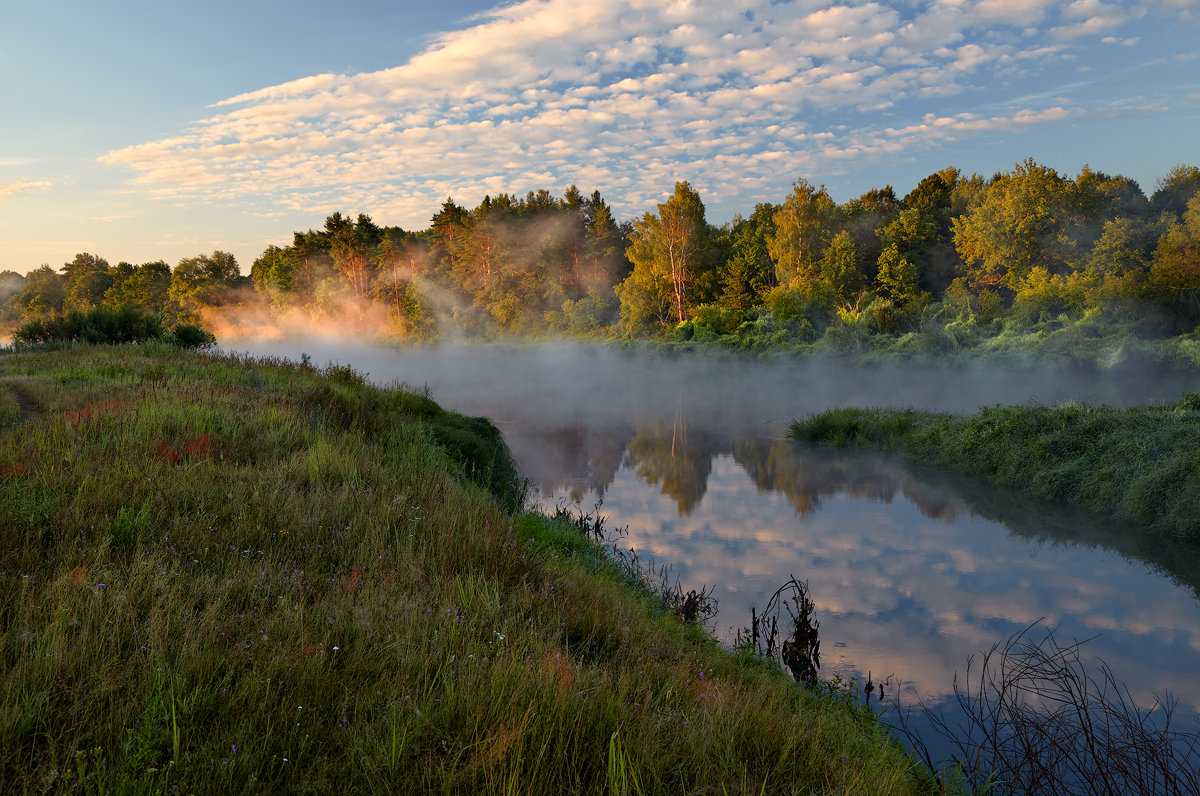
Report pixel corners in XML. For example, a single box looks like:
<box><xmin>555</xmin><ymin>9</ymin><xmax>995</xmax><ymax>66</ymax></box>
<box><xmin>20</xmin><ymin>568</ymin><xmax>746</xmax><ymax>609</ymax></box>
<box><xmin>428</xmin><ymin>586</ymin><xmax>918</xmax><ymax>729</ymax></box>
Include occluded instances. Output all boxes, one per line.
<box><xmin>227</xmin><ymin>339</ymin><xmax>1200</xmax><ymax>436</ymax></box>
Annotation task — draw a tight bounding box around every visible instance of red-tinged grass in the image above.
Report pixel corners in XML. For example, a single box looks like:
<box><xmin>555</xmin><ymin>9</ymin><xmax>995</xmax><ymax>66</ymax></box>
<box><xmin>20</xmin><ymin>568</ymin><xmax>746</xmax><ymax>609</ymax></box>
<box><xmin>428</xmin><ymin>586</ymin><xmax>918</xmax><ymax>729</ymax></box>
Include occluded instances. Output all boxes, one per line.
<box><xmin>0</xmin><ymin>343</ymin><xmax>933</xmax><ymax>795</ymax></box>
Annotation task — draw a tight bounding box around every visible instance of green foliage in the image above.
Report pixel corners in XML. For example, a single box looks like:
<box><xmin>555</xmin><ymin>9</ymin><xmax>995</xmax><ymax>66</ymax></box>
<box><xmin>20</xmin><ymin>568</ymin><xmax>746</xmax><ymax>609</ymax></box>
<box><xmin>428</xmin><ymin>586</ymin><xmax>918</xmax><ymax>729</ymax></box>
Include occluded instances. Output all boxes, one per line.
<box><xmin>1150</xmin><ymin>164</ymin><xmax>1200</xmax><ymax>217</ymax></box>
<box><xmin>10</xmin><ymin>305</ymin><xmax>219</xmax><ymax>351</ymax></box>
<box><xmin>819</xmin><ymin>230</ymin><xmax>864</xmax><ymax>303</ymax></box>
<box><xmin>1148</xmin><ymin>194</ymin><xmax>1200</xmax><ymax>328</ymax></box>
<box><xmin>62</xmin><ymin>254</ymin><xmax>114</xmax><ymax>311</ymax></box>
<box><xmin>13</xmin><ymin>305</ymin><xmax>165</xmax><ymax>345</ymax></box>
<box><xmin>169</xmin><ymin>251</ymin><xmax>246</xmax><ymax>323</ymax></box>
<box><xmin>952</xmin><ymin>159</ymin><xmax>1078</xmax><ymax>289</ymax></box>
<box><xmin>767</xmin><ymin>178</ymin><xmax>839</xmax><ymax>287</ymax></box>
<box><xmin>11</xmin><ymin>160</ymin><xmax>1200</xmax><ymax>353</ymax></box>
<box><xmin>875</xmin><ymin>244</ymin><xmax>923</xmax><ymax>306</ymax></box>
<box><xmin>168</xmin><ymin>323</ymin><xmax>216</xmax><ymax>350</ymax></box>
<box><xmin>1011</xmin><ymin>266</ymin><xmax>1089</xmax><ymax>322</ymax></box>
<box><xmin>621</xmin><ymin>181</ymin><xmax>713</xmax><ymax>332</ymax></box>
<box><xmin>6</xmin><ymin>264</ymin><xmax>64</xmax><ymax>320</ymax></box>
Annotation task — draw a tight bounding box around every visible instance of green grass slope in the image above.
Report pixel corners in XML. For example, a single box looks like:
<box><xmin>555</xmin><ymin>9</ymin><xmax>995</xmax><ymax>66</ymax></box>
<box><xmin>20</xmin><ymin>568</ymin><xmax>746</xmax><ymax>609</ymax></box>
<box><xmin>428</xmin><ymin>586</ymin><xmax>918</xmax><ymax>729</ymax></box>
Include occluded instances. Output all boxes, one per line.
<box><xmin>0</xmin><ymin>343</ymin><xmax>928</xmax><ymax>795</ymax></box>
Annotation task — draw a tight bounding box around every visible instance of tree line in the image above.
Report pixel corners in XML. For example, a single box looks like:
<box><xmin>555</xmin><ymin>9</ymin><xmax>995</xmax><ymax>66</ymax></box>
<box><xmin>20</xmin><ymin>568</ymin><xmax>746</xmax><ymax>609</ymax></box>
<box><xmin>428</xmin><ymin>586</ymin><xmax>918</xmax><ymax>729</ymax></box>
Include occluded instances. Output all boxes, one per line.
<box><xmin>5</xmin><ymin>160</ymin><xmax>1199</xmax><ymax>347</ymax></box>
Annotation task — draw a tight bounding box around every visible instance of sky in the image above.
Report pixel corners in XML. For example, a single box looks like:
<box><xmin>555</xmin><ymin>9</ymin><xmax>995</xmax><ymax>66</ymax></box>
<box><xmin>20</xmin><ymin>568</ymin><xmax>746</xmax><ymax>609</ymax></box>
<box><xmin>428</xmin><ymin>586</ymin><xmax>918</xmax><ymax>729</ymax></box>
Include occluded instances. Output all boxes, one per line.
<box><xmin>2</xmin><ymin>0</ymin><xmax>1198</xmax><ymax>275</ymax></box>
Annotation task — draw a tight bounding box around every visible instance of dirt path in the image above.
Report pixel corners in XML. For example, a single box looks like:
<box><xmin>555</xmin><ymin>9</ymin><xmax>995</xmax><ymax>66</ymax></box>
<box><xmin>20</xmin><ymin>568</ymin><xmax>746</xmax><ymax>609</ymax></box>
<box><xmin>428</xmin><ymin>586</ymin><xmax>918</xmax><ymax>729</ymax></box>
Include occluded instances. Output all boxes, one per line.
<box><xmin>4</xmin><ymin>380</ymin><xmax>40</xmax><ymax>423</ymax></box>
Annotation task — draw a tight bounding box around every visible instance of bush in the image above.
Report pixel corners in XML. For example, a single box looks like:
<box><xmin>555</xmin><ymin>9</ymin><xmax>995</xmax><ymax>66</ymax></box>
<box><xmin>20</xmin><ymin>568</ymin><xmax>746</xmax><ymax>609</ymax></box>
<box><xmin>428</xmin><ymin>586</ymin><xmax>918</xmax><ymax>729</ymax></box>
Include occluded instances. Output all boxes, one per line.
<box><xmin>167</xmin><ymin>323</ymin><xmax>216</xmax><ymax>349</ymax></box>
<box><xmin>13</xmin><ymin>305</ymin><xmax>171</xmax><ymax>346</ymax></box>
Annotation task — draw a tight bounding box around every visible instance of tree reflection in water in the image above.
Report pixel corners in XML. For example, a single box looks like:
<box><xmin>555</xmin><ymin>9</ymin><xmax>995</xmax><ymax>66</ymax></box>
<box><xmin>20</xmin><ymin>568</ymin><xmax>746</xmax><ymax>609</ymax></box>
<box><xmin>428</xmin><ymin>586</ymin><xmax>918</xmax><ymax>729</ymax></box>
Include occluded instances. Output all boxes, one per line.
<box><xmin>512</xmin><ymin>399</ymin><xmax>1200</xmax><ymax>775</ymax></box>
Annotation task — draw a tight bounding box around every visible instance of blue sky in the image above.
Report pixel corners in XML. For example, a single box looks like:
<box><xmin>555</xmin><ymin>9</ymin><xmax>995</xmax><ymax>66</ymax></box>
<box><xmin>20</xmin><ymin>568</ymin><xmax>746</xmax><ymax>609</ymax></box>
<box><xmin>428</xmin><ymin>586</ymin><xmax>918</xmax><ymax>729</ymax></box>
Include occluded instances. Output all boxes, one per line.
<box><xmin>2</xmin><ymin>0</ymin><xmax>1198</xmax><ymax>275</ymax></box>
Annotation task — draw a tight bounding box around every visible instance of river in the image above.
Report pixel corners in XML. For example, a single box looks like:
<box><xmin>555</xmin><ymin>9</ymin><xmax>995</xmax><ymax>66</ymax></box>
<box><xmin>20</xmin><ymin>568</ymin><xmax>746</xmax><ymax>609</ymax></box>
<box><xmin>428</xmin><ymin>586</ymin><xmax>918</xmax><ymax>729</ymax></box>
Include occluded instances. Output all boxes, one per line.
<box><xmin>234</xmin><ymin>339</ymin><xmax>1200</xmax><ymax>762</ymax></box>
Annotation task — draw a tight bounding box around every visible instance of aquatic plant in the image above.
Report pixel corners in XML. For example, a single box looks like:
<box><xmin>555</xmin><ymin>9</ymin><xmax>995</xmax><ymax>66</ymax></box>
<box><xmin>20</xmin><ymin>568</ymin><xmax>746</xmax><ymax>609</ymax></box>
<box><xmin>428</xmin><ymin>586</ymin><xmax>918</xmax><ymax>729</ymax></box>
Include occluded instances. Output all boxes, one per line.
<box><xmin>894</xmin><ymin>622</ymin><xmax>1200</xmax><ymax>795</ymax></box>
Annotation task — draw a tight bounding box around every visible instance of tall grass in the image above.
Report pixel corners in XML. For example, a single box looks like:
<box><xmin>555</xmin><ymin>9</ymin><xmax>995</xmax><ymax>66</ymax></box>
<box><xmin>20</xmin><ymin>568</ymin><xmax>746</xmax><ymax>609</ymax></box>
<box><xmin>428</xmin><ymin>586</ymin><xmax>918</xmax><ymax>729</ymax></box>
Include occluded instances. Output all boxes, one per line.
<box><xmin>790</xmin><ymin>397</ymin><xmax>1200</xmax><ymax>538</ymax></box>
<box><xmin>0</xmin><ymin>344</ymin><xmax>930</xmax><ymax>794</ymax></box>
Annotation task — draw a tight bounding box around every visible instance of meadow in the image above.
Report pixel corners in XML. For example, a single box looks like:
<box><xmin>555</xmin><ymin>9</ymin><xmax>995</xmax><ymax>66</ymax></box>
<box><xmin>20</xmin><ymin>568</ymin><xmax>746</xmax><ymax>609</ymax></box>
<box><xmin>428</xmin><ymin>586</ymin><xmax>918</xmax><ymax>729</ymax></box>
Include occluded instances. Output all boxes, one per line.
<box><xmin>0</xmin><ymin>343</ymin><xmax>930</xmax><ymax>794</ymax></box>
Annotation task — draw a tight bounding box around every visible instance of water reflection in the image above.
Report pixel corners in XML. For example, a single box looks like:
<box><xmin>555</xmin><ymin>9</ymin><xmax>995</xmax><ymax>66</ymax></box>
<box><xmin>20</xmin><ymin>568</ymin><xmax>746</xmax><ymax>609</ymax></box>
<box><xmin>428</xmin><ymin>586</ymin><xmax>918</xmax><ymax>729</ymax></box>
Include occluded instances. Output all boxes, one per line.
<box><xmin>233</xmin><ymin>341</ymin><xmax>1200</xmax><ymax>753</ymax></box>
<box><xmin>507</xmin><ymin>414</ymin><xmax>1200</xmax><ymax>735</ymax></box>
<box><xmin>531</xmin><ymin>441</ymin><xmax>1200</xmax><ymax>743</ymax></box>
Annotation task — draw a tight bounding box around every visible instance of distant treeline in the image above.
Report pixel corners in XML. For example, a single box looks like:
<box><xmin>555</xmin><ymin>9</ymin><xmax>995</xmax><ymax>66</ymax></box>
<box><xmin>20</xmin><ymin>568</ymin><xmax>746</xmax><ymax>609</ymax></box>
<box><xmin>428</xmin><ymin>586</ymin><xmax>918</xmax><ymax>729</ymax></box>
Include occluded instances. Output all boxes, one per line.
<box><xmin>5</xmin><ymin>160</ymin><xmax>1200</xmax><ymax>352</ymax></box>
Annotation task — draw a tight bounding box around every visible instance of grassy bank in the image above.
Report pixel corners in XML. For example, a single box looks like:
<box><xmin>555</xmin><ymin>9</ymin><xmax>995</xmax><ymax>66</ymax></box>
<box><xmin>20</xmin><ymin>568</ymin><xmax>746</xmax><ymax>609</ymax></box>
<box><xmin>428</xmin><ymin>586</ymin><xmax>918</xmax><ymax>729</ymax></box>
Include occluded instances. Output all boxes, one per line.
<box><xmin>0</xmin><ymin>343</ymin><xmax>928</xmax><ymax>794</ymax></box>
<box><xmin>789</xmin><ymin>397</ymin><xmax>1200</xmax><ymax>538</ymax></box>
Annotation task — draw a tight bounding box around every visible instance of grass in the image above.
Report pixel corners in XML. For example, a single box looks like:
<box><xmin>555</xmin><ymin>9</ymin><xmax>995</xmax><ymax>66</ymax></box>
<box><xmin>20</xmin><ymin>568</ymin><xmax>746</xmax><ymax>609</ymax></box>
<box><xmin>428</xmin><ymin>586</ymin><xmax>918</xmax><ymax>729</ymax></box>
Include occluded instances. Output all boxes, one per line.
<box><xmin>0</xmin><ymin>343</ymin><xmax>931</xmax><ymax>794</ymax></box>
<box><xmin>790</xmin><ymin>397</ymin><xmax>1200</xmax><ymax>538</ymax></box>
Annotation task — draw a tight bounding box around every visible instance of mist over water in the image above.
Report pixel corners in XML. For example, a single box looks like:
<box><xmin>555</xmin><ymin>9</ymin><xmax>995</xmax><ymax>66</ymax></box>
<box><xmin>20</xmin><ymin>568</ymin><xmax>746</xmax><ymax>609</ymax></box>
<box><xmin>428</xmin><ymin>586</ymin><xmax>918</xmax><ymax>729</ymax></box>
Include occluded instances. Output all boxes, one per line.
<box><xmin>232</xmin><ymin>338</ymin><xmax>1200</xmax><ymax>431</ymax></box>
<box><xmin>233</xmin><ymin>338</ymin><xmax>1200</xmax><ymax>758</ymax></box>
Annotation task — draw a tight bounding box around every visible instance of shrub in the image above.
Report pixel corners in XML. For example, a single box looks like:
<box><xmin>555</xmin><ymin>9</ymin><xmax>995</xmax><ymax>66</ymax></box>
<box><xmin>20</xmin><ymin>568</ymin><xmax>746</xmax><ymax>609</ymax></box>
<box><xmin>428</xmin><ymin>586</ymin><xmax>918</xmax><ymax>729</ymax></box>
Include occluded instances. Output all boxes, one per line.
<box><xmin>13</xmin><ymin>305</ymin><xmax>170</xmax><ymax>346</ymax></box>
<box><xmin>168</xmin><ymin>323</ymin><xmax>216</xmax><ymax>349</ymax></box>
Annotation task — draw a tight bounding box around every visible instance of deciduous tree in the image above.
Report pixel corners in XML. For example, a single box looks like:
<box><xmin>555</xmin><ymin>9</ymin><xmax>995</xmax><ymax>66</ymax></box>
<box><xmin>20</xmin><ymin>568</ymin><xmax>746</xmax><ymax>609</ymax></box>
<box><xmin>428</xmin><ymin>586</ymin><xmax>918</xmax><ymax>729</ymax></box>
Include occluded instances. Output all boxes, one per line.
<box><xmin>767</xmin><ymin>179</ymin><xmax>838</xmax><ymax>287</ymax></box>
<box><xmin>169</xmin><ymin>251</ymin><xmax>243</xmax><ymax>322</ymax></box>
<box><xmin>952</xmin><ymin>159</ymin><xmax>1077</xmax><ymax>290</ymax></box>
<box><xmin>620</xmin><ymin>181</ymin><xmax>711</xmax><ymax>330</ymax></box>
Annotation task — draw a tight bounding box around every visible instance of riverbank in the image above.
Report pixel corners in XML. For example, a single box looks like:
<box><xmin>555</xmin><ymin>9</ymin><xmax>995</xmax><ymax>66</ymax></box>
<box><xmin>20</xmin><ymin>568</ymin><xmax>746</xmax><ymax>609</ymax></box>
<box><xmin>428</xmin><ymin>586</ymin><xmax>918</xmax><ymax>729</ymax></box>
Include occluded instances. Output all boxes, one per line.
<box><xmin>789</xmin><ymin>399</ymin><xmax>1200</xmax><ymax>538</ymax></box>
<box><xmin>0</xmin><ymin>343</ymin><xmax>929</xmax><ymax>794</ymax></box>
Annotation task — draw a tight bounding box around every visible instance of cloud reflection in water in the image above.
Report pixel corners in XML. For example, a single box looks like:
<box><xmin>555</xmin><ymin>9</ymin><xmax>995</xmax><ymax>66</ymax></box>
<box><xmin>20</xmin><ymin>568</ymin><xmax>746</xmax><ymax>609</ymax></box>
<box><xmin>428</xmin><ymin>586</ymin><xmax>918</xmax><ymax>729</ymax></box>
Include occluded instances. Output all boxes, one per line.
<box><xmin>535</xmin><ymin>439</ymin><xmax>1200</xmax><ymax>724</ymax></box>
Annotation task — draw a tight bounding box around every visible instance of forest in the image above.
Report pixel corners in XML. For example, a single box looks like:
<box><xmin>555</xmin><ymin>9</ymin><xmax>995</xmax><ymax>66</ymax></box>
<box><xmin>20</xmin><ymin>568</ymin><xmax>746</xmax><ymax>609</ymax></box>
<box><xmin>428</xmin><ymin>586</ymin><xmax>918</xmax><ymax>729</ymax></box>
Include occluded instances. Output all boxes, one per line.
<box><xmin>5</xmin><ymin>159</ymin><xmax>1200</xmax><ymax>361</ymax></box>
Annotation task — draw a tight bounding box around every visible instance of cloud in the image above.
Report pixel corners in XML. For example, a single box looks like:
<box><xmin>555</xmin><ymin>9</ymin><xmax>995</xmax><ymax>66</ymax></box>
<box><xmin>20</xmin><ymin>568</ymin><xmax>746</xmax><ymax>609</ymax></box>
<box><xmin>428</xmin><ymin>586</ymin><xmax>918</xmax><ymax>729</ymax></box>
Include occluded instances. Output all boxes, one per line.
<box><xmin>0</xmin><ymin>179</ymin><xmax>52</xmax><ymax>201</ymax></box>
<box><xmin>99</xmin><ymin>0</ymin><xmax>1161</xmax><ymax>225</ymax></box>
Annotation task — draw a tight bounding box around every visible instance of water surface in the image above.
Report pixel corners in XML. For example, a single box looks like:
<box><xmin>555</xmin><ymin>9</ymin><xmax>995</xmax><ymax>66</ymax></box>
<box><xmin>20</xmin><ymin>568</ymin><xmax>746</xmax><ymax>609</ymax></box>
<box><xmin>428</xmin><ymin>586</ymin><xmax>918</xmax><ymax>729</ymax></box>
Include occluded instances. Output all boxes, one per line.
<box><xmin>237</xmin><ymin>340</ymin><xmax>1200</xmax><ymax>751</ymax></box>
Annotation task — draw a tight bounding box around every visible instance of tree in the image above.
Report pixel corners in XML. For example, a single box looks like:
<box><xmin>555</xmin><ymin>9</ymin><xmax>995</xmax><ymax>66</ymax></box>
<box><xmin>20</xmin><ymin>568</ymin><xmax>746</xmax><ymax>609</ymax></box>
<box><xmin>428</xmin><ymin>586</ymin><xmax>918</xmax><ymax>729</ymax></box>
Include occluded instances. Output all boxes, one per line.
<box><xmin>1087</xmin><ymin>216</ymin><xmax>1158</xmax><ymax>278</ymax></box>
<box><xmin>952</xmin><ymin>159</ymin><xmax>1077</xmax><ymax>290</ymax></box>
<box><xmin>61</xmin><ymin>253</ymin><xmax>112</xmax><ymax>311</ymax></box>
<box><xmin>841</xmin><ymin>186</ymin><xmax>900</xmax><ymax>271</ymax></box>
<box><xmin>620</xmin><ymin>181</ymin><xmax>711</xmax><ymax>330</ymax></box>
<box><xmin>106</xmin><ymin>260</ymin><xmax>171</xmax><ymax>313</ymax></box>
<box><xmin>169</xmin><ymin>251</ymin><xmax>243</xmax><ymax>322</ymax></box>
<box><xmin>250</xmin><ymin>245</ymin><xmax>295</xmax><ymax>307</ymax></box>
<box><xmin>903</xmin><ymin>168</ymin><xmax>957</xmax><ymax>214</ymax></box>
<box><xmin>428</xmin><ymin>198</ymin><xmax>469</xmax><ymax>275</ymax></box>
<box><xmin>1148</xmin><ymin>194</ymin><xmax>1200</xmax><ymax>327</ymax></box>
<box><xmin>290</xmin><ymin>230</ymin><xmax>335</xmax><ymax>302</ymax></box>
<box><xmin>718</xmin><ymin>203</ymin><xmax>777</xmax><ymax>311</ymax></box>
<box><xmin>876</xmin><ymin>244</ymin><xmax>921</xmax><ymax>305</ymax></box>
<box><xmin>1073</xmin><ymin>165</ymin><xmax>1148</xmax><ymax>221</ymax></box>
<box><xmin>373</xmin><ymin>234</ymin><xmax>436</xmax><ymax>338</ymax></box>
<box><xmin>1150</xmin><ymin>164</ymin><xmax>1200</xmax><ymax>218</ymax></box>
<box><xmin>0</xmin><ymin>270</ymin><xmax>25</xmax><ymax>321</ymax></box>
<box><xmin>583</xmin><ymin>191</ymin><xmax>629</xmax><ymax>292</ymax></box>
<box><xmin>7</xmin><ymin>264</ymin><xmax>64</xmax><ymax>320</ymax></box>
<box><xmin>767</xmin><ymin>179</ymin><xmax>839</xmax><ymax>287</ymax></box>
<box><xmin>894</xmin><ymin>168</ymin><xmax>964</xmax><ymax>297</ymax></box>
<box><xmin>328</xmin><ymin>213</ymin><xmax>381</xmax><ymax>297</ymax></box>
<box><xmin>819</xmin><ymin>230</ymin><xmax>864</xmax><ymax>304</ymax></box>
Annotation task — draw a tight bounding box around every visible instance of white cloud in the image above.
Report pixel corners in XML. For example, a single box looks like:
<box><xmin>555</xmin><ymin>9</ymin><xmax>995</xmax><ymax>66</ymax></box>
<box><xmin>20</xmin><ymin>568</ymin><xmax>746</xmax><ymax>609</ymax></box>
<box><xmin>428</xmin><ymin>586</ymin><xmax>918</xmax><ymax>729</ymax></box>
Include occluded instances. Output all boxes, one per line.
<box><xmin>0</xmin><ymin>179</ymin><xmax>52</xmax><ymax>202</ymax></box>
<box><xmin>99</xmin><ymin>0</ymin><xmax>1159</xmax><ymax>225</ymax></box>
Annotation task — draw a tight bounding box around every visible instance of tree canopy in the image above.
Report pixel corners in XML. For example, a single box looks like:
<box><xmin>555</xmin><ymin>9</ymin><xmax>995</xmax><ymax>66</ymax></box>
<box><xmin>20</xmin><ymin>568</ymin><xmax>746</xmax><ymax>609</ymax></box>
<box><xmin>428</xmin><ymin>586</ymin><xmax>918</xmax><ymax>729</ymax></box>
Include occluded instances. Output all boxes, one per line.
<box><xmin>8</xmin><ymin>159</ymin><xmax>1200</xmax><ymax>348</ymax></box>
